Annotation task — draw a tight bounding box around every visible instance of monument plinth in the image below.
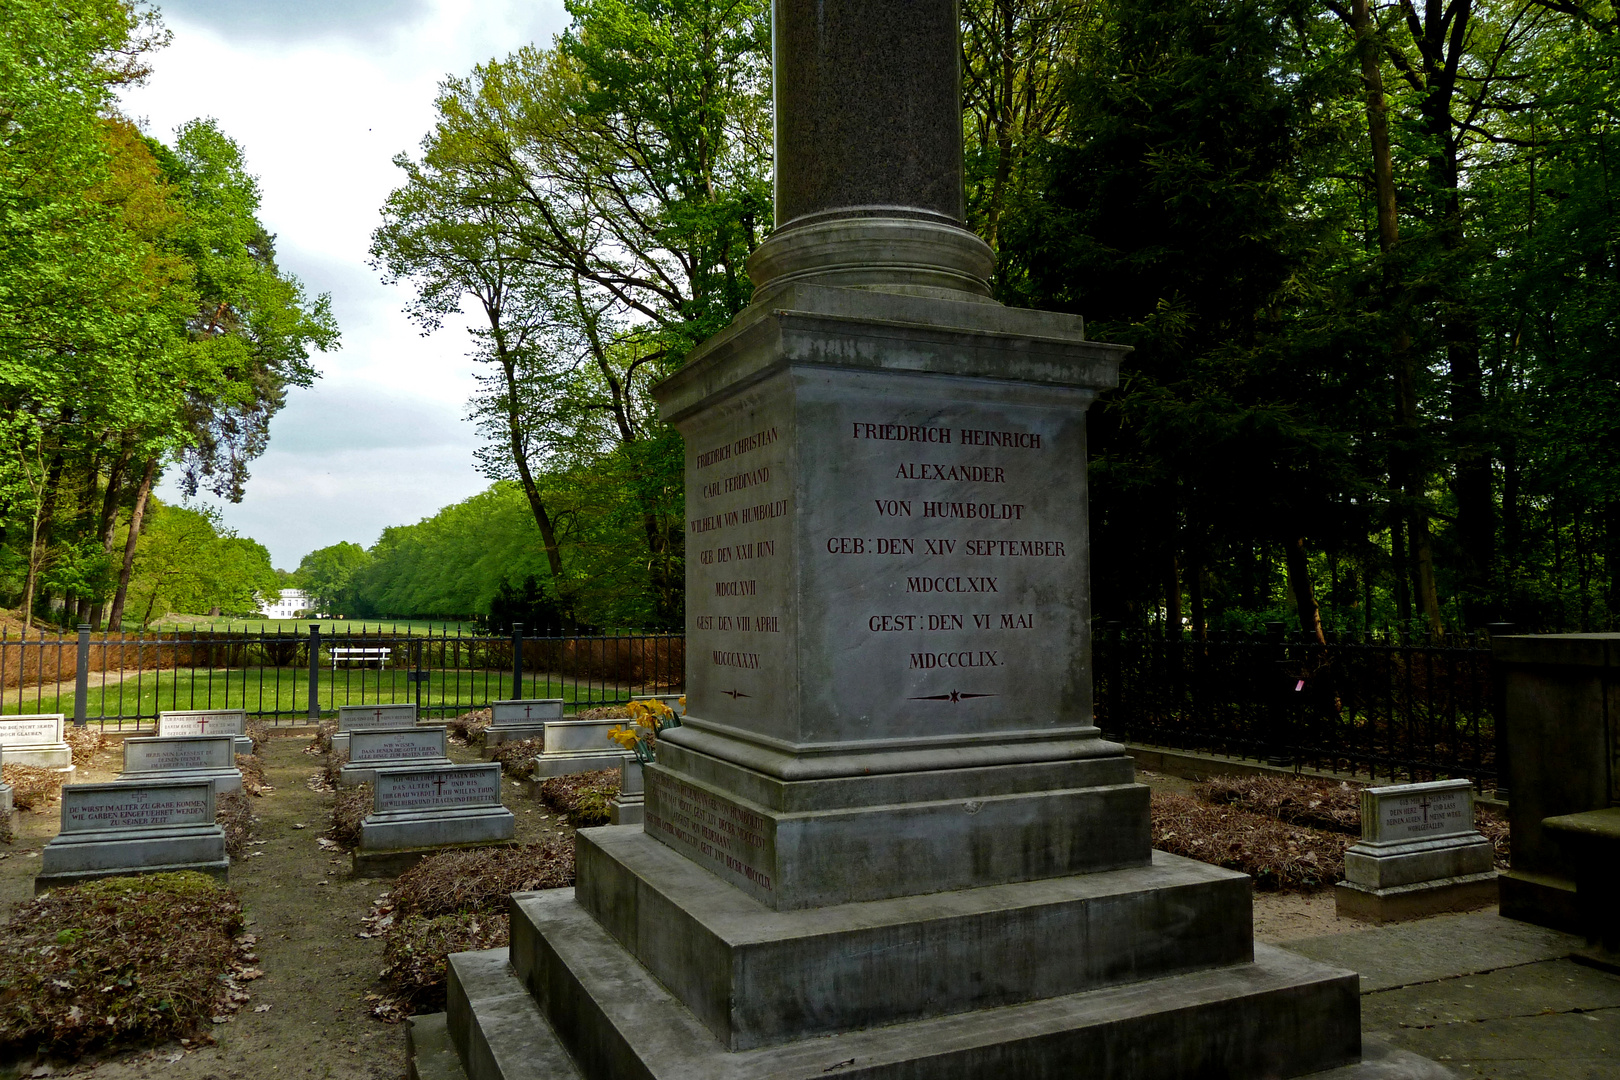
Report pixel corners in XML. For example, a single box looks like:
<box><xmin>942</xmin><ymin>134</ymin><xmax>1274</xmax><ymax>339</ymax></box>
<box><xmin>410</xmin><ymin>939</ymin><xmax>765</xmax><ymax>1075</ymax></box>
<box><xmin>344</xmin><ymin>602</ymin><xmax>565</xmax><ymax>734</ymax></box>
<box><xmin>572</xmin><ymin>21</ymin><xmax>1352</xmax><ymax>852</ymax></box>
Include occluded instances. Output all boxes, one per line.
<box><xmin>419</xmin><ymin>2</ymin><xmax>1440</xmax><ymax>1076</ymax></box>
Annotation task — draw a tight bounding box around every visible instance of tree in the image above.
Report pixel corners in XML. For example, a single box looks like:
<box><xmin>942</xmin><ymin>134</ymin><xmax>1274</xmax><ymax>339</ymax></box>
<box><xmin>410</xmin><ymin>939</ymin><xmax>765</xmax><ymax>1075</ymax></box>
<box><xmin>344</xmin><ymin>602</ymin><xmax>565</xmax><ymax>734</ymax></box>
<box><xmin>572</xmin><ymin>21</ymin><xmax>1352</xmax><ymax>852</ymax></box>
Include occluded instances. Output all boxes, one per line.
<box><xmin>125</xmin><ymin>501</ymin><xmax>278</xmax><ymax>627</ymax></box>
<box><xmin>294</xmin><ymin>541</ymin><xmax>371</xmax><ymax>613</ymax></box>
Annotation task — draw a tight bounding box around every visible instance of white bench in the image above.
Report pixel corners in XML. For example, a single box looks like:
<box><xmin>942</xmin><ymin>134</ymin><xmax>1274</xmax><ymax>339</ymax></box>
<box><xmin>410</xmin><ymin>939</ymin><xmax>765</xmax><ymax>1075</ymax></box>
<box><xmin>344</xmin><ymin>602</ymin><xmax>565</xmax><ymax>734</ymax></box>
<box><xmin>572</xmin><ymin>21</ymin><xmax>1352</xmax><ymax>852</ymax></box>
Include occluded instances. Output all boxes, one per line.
<box><xmin>329</xmin><ymin>647</ymin><xmax>391</xmax><ymax>669</ymax></box>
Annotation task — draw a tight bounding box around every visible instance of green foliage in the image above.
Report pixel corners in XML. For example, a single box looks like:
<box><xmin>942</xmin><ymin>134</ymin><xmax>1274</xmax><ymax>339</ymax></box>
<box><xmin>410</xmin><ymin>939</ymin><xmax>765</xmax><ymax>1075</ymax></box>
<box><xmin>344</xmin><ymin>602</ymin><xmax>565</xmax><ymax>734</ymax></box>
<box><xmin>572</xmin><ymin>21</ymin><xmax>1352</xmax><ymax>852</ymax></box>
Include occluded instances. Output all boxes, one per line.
<box><xmin>295</xmin><ymin>541</ymin><xmax>371</xmax><ymax>613</ymax></box>
<box><xmin>125</xmin><ymin>501</ymin><xmax>279</xmax><ymax>626</ymax></box>
<box><xmin>0</xmin><ymin>2</ymin><xmax>334</xmax><ymax>631</ymax></box>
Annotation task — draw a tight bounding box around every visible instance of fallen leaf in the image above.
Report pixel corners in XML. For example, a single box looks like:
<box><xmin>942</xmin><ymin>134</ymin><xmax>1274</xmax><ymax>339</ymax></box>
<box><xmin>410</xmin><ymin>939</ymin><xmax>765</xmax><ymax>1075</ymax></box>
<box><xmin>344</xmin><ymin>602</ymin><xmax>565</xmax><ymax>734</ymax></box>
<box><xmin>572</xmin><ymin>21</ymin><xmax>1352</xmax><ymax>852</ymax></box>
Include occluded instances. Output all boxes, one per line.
<box><xmin>253</xmin><ymin>1004</ymin><xmax>272</xmax><ymax>1013</ymax></box>
<box><xmin>291</xmin><ymin>823</ymin><xmax>307</xmax><ymax>830</ymax></box>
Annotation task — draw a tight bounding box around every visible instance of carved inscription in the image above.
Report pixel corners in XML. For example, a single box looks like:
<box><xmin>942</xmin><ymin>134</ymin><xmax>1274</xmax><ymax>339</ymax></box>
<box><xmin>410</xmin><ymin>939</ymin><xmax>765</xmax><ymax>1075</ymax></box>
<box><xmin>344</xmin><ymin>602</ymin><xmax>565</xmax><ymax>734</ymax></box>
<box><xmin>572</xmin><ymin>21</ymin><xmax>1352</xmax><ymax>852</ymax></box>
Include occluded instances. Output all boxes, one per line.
<box><xmin>62</xmin><ymin>784</ymin><xmax>212</xmax><ymax>833</ymax></box>
<box><xmin>349</xmin><ymin>728</ymin><xmax>446</xmax><ymax>763</ymax></box>
<box><xmin>646</xmin><ymin>772</ymin><xmax>773</xmax><ymax>892</ymax></box>
<box><xmin>373</xmin><ymin>765</ymin><xmax>500</xmax><ymax>812</ymax></box>
<box><xmin>125</xmin><ymin>737</ymin><xmax>234</xmax><ymax>773</ymax></box>
<box><xmin>157</xmin><ymin>711</ymin><xmax>246</xmax><ymax>738</ymax></box>
<box><xmin>337</xmin><ymin>704</ymin><xmax>417</xmax><ymax>731</ymax></box>
<box><xmin>0</xmin><ymin>715</ymin><xmax>64</xmax><ymax>747</ymax></box>
<box><xmin>1363</xmin><ymin>780</ymin><xmax>1476</xmax><ymax>843</ymax></box>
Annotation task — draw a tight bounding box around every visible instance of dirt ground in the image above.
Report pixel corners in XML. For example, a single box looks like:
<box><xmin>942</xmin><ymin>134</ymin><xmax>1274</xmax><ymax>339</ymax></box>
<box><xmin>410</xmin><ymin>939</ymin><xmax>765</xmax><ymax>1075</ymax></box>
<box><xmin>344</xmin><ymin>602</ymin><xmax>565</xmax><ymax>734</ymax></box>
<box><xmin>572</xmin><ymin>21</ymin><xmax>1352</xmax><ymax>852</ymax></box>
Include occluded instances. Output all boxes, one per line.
<box><xmin>1135</xmin><ymin>769</ymin><xmax>1361</xmax><ymax>942</ymax></box>
<box><xmin>0</xmin><ymin>729</ymin><xmax>573</xmax><ymax>1079</ymax></box>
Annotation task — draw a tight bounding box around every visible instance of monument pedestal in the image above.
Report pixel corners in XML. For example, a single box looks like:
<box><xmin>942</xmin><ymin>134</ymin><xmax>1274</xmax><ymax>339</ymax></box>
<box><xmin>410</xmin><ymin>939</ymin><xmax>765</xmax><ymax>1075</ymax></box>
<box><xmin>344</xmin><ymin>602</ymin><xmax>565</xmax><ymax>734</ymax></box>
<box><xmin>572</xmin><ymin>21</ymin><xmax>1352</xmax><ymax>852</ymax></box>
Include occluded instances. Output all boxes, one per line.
<box><xmin>606</xmin><ymin>758</ymin><xmax>644</xmax><ymax>825</ymax></box>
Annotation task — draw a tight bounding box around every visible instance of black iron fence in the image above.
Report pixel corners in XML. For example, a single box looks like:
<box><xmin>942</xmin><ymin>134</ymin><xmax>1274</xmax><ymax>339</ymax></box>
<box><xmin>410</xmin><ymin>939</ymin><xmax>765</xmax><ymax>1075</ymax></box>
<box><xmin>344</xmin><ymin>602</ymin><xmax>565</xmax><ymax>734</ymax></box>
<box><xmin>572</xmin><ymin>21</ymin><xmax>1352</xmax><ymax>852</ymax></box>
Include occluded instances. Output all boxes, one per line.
<box><xmin>1094</xmin><ymin>629</ymin><xmax>1497</xmax><ymax>787</ymax></box>
<box><xmin>0</xmin><ymin>624</ymin><xmax>683</xmax><ymax>730</ymax></box>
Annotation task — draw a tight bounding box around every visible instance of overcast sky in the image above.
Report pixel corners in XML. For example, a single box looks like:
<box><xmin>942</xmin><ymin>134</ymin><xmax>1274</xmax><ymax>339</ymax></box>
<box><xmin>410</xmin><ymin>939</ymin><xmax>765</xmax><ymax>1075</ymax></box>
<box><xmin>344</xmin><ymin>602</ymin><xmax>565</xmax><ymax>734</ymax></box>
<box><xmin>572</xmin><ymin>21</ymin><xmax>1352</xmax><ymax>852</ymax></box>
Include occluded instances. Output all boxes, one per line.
<box><xmin>118</xmin><ymin>0</ymin><xmax>571</xmax><ymax>569</ymax></box>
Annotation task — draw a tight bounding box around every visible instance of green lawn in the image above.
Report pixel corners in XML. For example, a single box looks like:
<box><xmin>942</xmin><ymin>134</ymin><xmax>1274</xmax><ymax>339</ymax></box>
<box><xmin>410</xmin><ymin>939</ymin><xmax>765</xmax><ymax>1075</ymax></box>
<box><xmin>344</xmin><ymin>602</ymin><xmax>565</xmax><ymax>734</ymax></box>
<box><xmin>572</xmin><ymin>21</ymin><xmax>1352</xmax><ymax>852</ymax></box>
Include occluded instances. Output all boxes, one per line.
<box><xmin>6</xmin><ymin>666</ymin><xmax>642</xmax><ymax>726</ymax></box>
<box><xmin>138</xmin><ymin>617</ymin><xmax>476</xmax><ymax>636</ymax></box>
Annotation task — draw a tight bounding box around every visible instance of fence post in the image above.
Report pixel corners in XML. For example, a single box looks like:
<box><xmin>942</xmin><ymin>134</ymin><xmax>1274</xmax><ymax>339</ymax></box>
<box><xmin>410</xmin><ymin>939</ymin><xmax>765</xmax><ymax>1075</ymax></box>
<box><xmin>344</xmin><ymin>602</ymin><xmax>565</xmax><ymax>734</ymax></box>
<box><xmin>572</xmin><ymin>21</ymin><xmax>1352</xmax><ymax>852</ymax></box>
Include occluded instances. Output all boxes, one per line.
<box><xmin>512</xmin><ymin>622</ymin><xmax>524</xmax><ymax>699</ymax></box>
<box><xmin>308</xmin><ymin>625</ymin><xmax>321</xmax><ymax>722</ymax></box>
<box><xmin>73</xmin><ymin>623</ymin><xmax>91</xmax><ymax>728</ymax></box>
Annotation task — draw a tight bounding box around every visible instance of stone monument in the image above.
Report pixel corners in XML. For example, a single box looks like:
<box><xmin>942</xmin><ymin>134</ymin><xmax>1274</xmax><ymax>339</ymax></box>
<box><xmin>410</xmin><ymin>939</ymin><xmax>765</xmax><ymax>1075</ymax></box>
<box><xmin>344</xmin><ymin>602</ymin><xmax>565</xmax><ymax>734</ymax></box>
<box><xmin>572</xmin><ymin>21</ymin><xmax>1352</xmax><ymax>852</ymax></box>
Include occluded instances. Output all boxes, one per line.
<box><xmin>0</xmin><ymin>713</ymin><xmax>73</xmax><ymax>771</ymax></box>
<box><xmin>117</xmin><ymin>734</ymin><xmax>242</xmax><ymax>794</ymax></box>
<box><xmin>37</xmin><ymin>778</ymin><xmax>226</xmax><ymax>891</ymax></box>
<box><xmin>157</xmin><ymin>708</ymin><xmax>254</xmax><ymax>756</ymax></box>
<box><xmin>353</xmin><ymin>762</ymin><xmax>515</xmax><ymax>876</ymax></box>
<box><xmin>481</xmin><ymin>698</ymin><xmax>564</xmax><ymax>754</ymax></box>
<box><xmin>341</xmin><ymin>726</ymin><xmax>453</xmax><ymax>786</ymax></box>
<box><xmin>416</xmin><ymin>4</ymin><xmax>1443</xmax><ymax>1076</ymax></box>
<box><xmin>1334</xmin><ymin>778</ymin><xmax>1497</xmax><ymax>923</ymax></box>
<box><xmin>333</xmin><ymin>702</ymin><xmax>418</xmax><ymax>756</ymax></box>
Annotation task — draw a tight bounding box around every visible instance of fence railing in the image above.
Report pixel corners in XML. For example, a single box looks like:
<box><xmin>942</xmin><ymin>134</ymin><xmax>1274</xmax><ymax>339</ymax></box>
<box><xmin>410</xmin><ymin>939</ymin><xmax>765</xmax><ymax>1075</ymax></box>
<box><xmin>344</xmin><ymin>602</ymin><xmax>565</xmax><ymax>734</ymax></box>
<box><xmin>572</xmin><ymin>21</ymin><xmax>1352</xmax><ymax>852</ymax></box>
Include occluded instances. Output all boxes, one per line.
<box><xmin>8</xmin><ymin>623</ymin><xmax>1496</xmax><ymax>785</ymax></box>
<box><xmin>1094</xmin><ymin>630</ymin><xmax>1497</xmax><ymax>787</ymax></box>
<box><xmin>2</xmin><ymin>623</ymin><xmax>684</xmax><ymax>730</ymax></box>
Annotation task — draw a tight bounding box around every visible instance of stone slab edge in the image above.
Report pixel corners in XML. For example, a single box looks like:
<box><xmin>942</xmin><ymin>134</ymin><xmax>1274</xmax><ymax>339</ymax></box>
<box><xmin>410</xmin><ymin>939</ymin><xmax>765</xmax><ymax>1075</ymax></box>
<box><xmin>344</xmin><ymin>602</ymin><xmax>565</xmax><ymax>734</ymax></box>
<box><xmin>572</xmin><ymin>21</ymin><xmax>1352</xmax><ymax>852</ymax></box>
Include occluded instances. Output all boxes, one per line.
<box><xmin>1334</xmin><ymin>875</ymin><xmax>1499</xmax><ymax>925</ymax></box>
<box><xmin>35</xmin><ymin>859</ymin><xmax>229</xmax><ymax>894</ymax></box>
<box><xmin>352</xmin><ymin>841</ymin><xmax>519</xmax><ymax>880</ymax></box>
<box><xmin>508</xmin><ymin>886</ymin><xmax>1363</xmax><ymax>1079</ymax></box>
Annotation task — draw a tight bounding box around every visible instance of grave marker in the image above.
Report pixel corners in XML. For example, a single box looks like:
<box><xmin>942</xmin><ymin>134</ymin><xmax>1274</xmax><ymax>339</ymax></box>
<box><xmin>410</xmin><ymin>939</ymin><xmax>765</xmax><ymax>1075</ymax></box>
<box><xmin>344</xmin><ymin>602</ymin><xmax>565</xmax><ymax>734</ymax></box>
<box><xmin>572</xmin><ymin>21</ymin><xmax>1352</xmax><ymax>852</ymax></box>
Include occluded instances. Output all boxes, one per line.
<box><xmin>37</xmin><ymin>779</ymin><xmax>227</xmax><ymax>891</ymax></box>
<box><xmin>0</xmin><ymin>713</ymin><xmax>72</xmax><ymax>770</ymax></box>
<box><xmin>157</xmin><ymin>709</ymin><xmax>254</xmax><ymax>756</ymax></box>
<box><xmin>332</xmin><ymin>703</ymin><xmax>418</xmax><ymax>755</ymax></box>
<box><xmin>118</xmin><ymin>735</ymin><xmax>242</xmax><ymax>794</ymax></box>
<box><xmin>353</xmin><ymin>762</ymin><xmax>514</xmax><ymax>876</ymax></box>
<box><xmin>341</xmin><ymin>726</ymin><xmax>452</xmax><ymax>786</ymax></box>
<box><xmin>526</xmin><ymin>718</ymin><xmax>634</xmax><ymax>779</ymax></box>
<box><xmin>0</xmin><ymin>744</ymin><xmax>12</xmax><ymax>826</ymax></box>
<box><xmin>483</xmin><ymin>698</ymin><xmax>566</xmax><ymax>754</ymax></box>
<box><xmin>1336</xmin><ymin>778</ymin><xmax>1496</xmax><ymax>923</ymax></box>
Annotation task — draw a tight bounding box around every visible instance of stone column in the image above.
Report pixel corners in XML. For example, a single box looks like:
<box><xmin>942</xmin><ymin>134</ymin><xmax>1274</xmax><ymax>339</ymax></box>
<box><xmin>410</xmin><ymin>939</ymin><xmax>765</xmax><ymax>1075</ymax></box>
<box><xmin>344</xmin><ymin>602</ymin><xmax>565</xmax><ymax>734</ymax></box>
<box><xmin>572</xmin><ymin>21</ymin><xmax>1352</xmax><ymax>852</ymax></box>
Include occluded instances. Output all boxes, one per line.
<box><xmin>748</xmin><ymin>0</ymin><xmax>995</xmax><ymax>301</ymax></box>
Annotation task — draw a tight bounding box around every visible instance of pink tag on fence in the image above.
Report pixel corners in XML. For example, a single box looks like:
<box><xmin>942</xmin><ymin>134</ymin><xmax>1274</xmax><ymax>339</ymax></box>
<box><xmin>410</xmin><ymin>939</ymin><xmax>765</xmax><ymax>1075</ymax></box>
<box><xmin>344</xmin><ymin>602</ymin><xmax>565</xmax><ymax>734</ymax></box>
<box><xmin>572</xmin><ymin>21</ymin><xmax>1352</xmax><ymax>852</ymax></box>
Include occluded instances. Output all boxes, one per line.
<box><xmin>1295</xmin><ymin>680</ymin><xmax>1305</xmax><ymax>692</ymax></box>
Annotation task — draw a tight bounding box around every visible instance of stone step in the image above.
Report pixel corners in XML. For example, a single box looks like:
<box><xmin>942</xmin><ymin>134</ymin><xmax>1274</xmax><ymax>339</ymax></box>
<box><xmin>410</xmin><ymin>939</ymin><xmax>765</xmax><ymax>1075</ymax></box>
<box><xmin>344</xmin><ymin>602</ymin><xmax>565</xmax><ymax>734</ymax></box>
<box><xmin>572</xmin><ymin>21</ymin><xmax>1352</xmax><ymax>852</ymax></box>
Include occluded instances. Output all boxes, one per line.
<box><xmin>406</xmin><ymin>1012</ymin><xmax>467</xmax><ymax>1080</ymax></box>
<box><xmin>569</xmin><ymin>827</ymin><xmax>1255</xmax><ymax>1049</ymax></box>
<box><xmin>487</xmin><ymin>885</ymin><xmax>1364</xmax><ymax>1079</ymax></box>
<box><xmin>446</xmin><ymin>949</ymin><xmax>582</xmax><ymax>1080</ymax></box>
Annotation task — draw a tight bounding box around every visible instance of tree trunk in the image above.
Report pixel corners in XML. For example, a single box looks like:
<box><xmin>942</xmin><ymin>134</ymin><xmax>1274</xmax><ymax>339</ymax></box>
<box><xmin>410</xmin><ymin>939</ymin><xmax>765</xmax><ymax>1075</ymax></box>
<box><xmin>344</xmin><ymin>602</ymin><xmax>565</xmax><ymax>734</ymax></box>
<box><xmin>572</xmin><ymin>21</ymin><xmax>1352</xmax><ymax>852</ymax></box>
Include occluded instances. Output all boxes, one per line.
<box><xmin>91</xmin><ymin>442</ymin><xmax>134</xmax><ymax>630</ymax></box>
<box><xmin>21</xmin><ymin>450</ymin><xmax>66</xmax><ymax>632</ymax></box>
<box><xmin>1284</xmin><ymin>536</ymin><xmax>1326</xmax><ymax>644</ymax></box>
<box><xmin>106</xmin><ymin>457</ymin><xmax>157</xmax><ymax>630</ymax></box>
<box><xmin>1165</xmin><ymin>552</ymin><xmax>1182</xmax><ymax>636</ymax></box>
<box><xmin>496</xmin><ymin>348</ymin><xmax>569</xmax><ymax>615</ymax></box>
<box><xmin>1392</xmin><ymin>516</ymin><xmax>1411</xmax><ymax>624</ymax></box>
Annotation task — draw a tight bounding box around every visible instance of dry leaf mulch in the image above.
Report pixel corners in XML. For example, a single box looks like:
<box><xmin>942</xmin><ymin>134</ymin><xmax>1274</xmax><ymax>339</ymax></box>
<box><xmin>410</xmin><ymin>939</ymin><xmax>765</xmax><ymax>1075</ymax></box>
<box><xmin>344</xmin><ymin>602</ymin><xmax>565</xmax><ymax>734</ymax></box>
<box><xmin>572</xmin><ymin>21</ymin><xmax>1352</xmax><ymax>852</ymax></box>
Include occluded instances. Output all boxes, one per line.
<box><xmin>328</xmin><ymin>783</ymin><xmax>371</xmax><ymax>851</ymax></box>
<box><xmin>0</xmin><ymin>872</ymin><xmax>261</xmax><ymax>1061</ymax></box>
<box><xmin>2</xmin><ymin>764</ymin><xmax>68</xmax><ymax>812</ymax></box>
<box><xmin>1151</xmin><ymin>792</ymin><xmax>1354</xmax><ymax>891</ymax></box>
<box><xmin>236</xmin><ymin>753</ymin><xmax>273</xmax><ymax>797</ymax></box>
<box><xmin>575</xmin><ymin>705</ymin><xmax>633</xmax><ymax>721</ymax></box>
<box><xmin>243</xmin><ymin>721</ymin><xmax>272</xmax><ymax>757</ymax></box>
<box><xmin>1199</xmin><ymin>775</ymin><xmax>1363</xmax><ymax>834</ymax></box>
<box><xmin>445</xmin><ymin>708</ymin><xmax>492</xmax><ymax>745</ymax></box>
<box><xmin>538</xmin><ymin>770</ymin><xmax>619</xmax><ymax>827</ymax></box>
<box><xmin>61</xmin><ymin>726</ymin><xmax>105</xmax><ymax>758</ymax></box>
<box><xmin>366</xmin><ymin>842</ymin><xmax>575</xmax><ymax>1019</ymax></box>
<box><xmin>216</xmin><ymin>791</ymin><xmax>258</xmax><ymax>860</ymax></box>
<box><xmin>488</xmin><ymin>737</ymin><xmax>545</xmax><ymax>779</ymax></box>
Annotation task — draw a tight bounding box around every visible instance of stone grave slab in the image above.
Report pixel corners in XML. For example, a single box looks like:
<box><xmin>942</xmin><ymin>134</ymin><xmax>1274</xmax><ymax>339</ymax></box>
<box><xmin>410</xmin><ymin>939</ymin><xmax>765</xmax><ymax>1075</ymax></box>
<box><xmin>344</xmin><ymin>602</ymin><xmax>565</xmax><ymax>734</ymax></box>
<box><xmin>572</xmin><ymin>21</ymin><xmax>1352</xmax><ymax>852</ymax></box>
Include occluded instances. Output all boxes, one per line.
<box><xmin>1335</xmin><ymin>778</ymin><xmax>1496</xmax><ymax>923</ymax></box>
<box><xmin>333</xmin><ymin>702</ymin><xmax>418</xmax><ymax>756</ymax></box>
<box><xmin>608</xmin><ymin>757</ymin><xmax>644</xmax><ymax>826</ymax></box>
<box><xmin>37</xmin><ymin>778</ymin><xmax>226</xmax><ymax>891</ymax></box>
<box><xmin>0</xmin><ymin>713</ymin><xmax>73</xmax><ymax>771</ymax></box>
<box><xmin>482</xmin><ymin>698</ymin><xmax>565</xmax><ymax>754</ymax></box>
<box><xmin>353</xmin><ymin>762</ymin><xmax>515</xmax><ymax>876</ymax></box>
<box><xmin>340</xmin><ymin>726</ymin><xmax>451</xmax><ymax>786</ymax></box>
<box><xmin>157</xmin><ymin>709</ymin><xmax>254</xmax><ymax>756</ymax></box>
<box><xmin>528</xmin><ymin>718</ymin><xmax>634</xmax><ymax>779</ymax></box>
<box><xmin>117</xmin><ymin>735</ymin><xmax>242</xmax><ymax>794</ymax></box>
<box><xmin>0</xmin><ymin>744</ymin><xmax>13</xmax><ymax>827</ymax></box>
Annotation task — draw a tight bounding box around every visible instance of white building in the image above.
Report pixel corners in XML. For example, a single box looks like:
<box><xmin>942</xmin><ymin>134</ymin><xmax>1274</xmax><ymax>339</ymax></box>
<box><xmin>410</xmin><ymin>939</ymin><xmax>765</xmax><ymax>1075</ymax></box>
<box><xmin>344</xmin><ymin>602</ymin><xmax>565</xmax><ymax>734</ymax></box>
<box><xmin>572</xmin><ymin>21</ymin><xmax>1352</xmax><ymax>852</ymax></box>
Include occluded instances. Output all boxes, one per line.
<box><xmin>259</xmin><ymin>589</ymin><xmax>312</xmax><ymax>620</ymax></box>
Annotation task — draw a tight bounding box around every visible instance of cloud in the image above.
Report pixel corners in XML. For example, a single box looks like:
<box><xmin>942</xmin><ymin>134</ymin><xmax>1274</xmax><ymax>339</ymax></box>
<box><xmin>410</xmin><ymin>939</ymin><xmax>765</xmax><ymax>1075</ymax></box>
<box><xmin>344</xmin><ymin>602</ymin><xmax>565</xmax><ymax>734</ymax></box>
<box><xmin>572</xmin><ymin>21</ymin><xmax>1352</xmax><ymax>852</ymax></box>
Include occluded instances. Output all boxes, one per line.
<box><xmin>155</xmin><ymin>0</ymin><xmax>436</xmax><ymax>44</ymax></box>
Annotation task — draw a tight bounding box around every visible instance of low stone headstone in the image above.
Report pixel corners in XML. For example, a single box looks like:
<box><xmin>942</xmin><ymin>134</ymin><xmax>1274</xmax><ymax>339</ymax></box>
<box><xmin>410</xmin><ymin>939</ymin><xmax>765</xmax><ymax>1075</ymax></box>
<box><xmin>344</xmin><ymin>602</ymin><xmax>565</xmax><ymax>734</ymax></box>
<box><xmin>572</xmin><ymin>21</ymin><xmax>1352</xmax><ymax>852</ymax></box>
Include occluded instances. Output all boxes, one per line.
<box><xmin>37</xmin><ymin>778</ymin><xmax>227</xmax><ymax>891</ymax></box>
<box><xmin>527</xmin><ymin>718</ymin><xmax>634</xmax><ymax>779</ymax></box>
<box><xmin>0</xmin><ymin>713</ymin><xmax>72</xmax><ymax>771</ymax></box>
<box><xmin>608</xmin><ymin>756</ymin><xmax>644</xmax><ymax>826</ymax></box>
<box><xmin>333</xmin><ymin>703</ymin><xmax>419</xmax><ymax>756</ymax></box>
<box><xmin>340</xmin><ymin>726</ymin><xmax>452</xmax><ymax>786</ymax></box>
<box><xmin>157</xmin><ymin>709</ymin><xmax>254</xmax><ymax>756</ymax></box>
<box><xmin>0</xmin><ymin>744</ymin><xmax>13</xmax><ymax>826</ymax></box>
<box><xmin>353</xmin><ymin>762</ymin><xmax>515</xmax><ymax>876</ymax></box>
<box><xmin>117</xmin><ymin>735</ymin><xmax>242</xmax><ymax>794</ymax></box>
<box><xmin>482</xmin><ymin>698</ymin><xmax>566</xmax><ymax>754</ymax></box>
<box><xmin>1335</xmin><ymin>778</ymin><xmax>1497</xmax><ymax>923</ymax></box>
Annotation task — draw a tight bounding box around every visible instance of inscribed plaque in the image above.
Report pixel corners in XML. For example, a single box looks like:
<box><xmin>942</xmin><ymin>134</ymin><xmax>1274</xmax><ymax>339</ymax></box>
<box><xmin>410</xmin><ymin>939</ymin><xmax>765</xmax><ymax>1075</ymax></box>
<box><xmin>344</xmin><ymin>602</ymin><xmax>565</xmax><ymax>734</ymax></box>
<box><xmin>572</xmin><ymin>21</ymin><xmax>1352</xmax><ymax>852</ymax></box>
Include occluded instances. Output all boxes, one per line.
<box><xmin>373</xmin><ymin>764</ymin><xmax>501</xmax><ymax>813</ymax></box>
<box><xmin>61</xmin><ymin>781</ymin><xmax>214</xmax><ymax>833</ymax></box>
